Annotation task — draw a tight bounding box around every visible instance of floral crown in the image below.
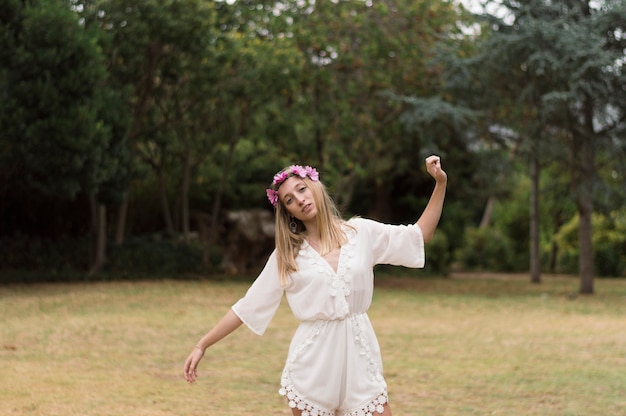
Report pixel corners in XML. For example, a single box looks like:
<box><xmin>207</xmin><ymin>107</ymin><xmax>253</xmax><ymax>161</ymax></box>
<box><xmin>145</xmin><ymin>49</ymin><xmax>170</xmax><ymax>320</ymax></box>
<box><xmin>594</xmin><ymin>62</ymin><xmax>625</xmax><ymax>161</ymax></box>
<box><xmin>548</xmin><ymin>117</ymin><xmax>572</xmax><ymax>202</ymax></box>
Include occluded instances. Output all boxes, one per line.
<box><xmin>266</xmin><ymin>165</ymin><xmax>319</xmax><ymax>207</ymax></box>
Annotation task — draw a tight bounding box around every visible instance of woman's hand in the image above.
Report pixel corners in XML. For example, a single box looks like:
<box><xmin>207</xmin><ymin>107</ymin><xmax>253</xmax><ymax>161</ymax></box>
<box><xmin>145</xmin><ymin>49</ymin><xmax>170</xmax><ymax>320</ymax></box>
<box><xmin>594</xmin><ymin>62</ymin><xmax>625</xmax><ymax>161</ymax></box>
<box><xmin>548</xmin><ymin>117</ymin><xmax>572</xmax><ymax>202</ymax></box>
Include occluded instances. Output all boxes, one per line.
<box><xmin>183</xmin><ymin>346</ymin><xmax>205</xmax><ymax>383</ymax></box>
<box><xmin>182</xmin><ymin>310</ymin><xmax>244</xmax><ymax>383</ymax></box>
<box><xmin>425</xmin><ymin>155</ymin><xmax>447</xmax><ymax>183</ymax></box>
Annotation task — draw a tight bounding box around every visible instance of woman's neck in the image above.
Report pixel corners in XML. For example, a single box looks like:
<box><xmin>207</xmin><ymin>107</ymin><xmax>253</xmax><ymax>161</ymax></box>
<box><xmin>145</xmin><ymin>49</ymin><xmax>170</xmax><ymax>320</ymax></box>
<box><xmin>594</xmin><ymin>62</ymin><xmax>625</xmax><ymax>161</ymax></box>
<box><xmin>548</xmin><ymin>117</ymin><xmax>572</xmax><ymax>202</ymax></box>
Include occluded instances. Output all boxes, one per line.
<box><xmin>303</xmin><ymin>219</ymin><xmax>319</xmax><ymax>240</ymax></box>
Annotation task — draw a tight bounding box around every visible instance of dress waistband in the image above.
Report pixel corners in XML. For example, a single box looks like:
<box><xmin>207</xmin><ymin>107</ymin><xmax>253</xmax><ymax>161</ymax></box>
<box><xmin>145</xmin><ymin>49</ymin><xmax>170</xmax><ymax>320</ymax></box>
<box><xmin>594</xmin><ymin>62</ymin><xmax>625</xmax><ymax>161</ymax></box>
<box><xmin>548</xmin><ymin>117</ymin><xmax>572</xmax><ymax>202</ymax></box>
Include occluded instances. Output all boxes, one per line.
<box><xmin>304</xmin><ymin>311</ymin><xmax>367</xmax><ymax>323</ymax></box>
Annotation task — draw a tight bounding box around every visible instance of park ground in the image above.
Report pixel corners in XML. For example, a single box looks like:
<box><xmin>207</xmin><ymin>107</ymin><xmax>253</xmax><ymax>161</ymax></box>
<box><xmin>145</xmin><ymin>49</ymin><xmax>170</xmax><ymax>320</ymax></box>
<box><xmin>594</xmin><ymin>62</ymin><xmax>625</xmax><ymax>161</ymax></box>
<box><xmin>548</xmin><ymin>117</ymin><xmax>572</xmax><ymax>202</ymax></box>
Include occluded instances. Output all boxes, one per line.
<box><xmin>1</xmin><ymin>273</ymin><xmax>625</xmax><ymax>415</ymax></box>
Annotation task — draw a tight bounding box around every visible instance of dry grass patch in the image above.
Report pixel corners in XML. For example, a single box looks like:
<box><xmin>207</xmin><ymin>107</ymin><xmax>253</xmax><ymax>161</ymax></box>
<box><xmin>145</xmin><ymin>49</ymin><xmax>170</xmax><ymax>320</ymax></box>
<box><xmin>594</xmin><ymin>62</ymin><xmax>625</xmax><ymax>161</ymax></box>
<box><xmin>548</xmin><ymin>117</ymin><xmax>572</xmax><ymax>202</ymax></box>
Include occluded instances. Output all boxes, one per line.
<box><xmin>1</xmin><ymin>274</ymin><xmax>625</xmax><ymax>415</ymax></box>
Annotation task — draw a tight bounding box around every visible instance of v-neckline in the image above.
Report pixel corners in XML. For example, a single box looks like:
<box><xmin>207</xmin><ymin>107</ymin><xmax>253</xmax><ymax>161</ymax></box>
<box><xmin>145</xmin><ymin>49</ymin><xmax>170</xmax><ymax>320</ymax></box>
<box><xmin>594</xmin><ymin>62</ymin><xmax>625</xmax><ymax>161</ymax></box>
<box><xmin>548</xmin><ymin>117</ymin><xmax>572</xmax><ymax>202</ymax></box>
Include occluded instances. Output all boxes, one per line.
<box><xmin>305</xmin><ymin>240</ymin><xmax>342</xmax><ymax>274</ymax></box>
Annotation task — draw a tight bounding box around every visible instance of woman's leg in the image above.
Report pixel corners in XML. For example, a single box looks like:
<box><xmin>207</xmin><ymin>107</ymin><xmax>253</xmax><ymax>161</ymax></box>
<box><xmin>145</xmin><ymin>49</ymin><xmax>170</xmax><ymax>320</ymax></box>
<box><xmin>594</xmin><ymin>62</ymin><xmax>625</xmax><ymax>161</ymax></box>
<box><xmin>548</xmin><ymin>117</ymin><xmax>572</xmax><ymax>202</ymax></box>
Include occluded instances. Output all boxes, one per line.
<box><xmin>381</xmin><ymin>403</ymin><xmax>392</xmax><ymax>415</ymax></box>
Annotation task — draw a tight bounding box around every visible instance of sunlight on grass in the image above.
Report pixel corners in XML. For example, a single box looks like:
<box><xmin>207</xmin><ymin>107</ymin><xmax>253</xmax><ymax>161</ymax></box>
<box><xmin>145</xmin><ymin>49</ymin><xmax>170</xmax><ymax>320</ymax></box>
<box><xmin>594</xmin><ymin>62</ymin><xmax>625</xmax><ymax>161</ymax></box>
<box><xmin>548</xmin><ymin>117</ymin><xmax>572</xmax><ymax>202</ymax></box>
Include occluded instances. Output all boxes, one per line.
<box><xmin>1</xmin><ymin>274</ymin><xmax>625</xmax><ymax>415</ymax></box>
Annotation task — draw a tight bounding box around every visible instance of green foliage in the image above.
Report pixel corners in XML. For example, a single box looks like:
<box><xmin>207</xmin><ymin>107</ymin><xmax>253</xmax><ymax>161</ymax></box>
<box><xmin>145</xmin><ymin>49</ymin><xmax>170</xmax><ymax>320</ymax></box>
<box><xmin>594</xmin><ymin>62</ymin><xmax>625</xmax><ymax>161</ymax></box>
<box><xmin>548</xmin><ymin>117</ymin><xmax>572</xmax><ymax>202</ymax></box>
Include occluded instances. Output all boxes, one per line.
<box><xmin>276</xmin><ymin>0</ymin><xmax>470</xmax><ymax>214</ymax></box>
<box><xmin>550</xmin><ymin>214</ymin><xmax>580</xmax><ymax>274</ymax></box>
<box><xmin>106</xmin><ymin>237</ymin><xmax>204</xmax><ymax>276</ymax></box>
<box><xmin>455</xmin><ymin>226</ymin><xmax>515</xmax><ymax>272</ymax></box>
<box><xmin>448</xmin><ymin>0</ymin><xmax>626</xmax><ymax>287</ymax></box>
<box><xmin>0</xmin><ymin>0</ymin><xmax>117</xmax><ymax>199</ymax></box>
<box><xmin>0</xmin><ymin>235</ymin><xmax>89</xmax><ymax>272</ymax></box>
<box><xmin>0</xmin><ymin>233</ymin><xmax>205</xmax><ymax>278</ymax></box>
<box><xmin>424</xmin><ymin>230</ymin><xmax>452</xmax><ymax>276</ymax></box>
<box><xmin>491</xmin><ymin>200</ymin><xmax>531</xmax><ymax>271</ymax></box>
<box><xmin>552</xmin><ymin>211</ymin><xmax>626</xmax><ymax>277</ymax></box>
<box><xmin>2</xmin><ymin>0</ymin><xmax>623</xmax><ymax>280</ymax></box>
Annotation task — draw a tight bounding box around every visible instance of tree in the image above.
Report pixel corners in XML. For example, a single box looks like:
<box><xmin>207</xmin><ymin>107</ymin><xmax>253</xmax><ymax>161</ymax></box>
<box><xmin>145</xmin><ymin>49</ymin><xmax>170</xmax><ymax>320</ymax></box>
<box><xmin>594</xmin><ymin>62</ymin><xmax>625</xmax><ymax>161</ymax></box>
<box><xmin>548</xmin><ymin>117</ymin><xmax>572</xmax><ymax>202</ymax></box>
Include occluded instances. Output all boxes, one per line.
<box><xmin>0</xmin><ymin>0</ymin><xmax>126</xmax><ymax>272</ymax></box>
<box><xmin>80</xmin><ymin>0</ymin><xmax>221</xmax><ymax>242</ymax></box>
<box><xmin>78</xmin><ymin>0</ymin><xmax>307</xmax><ymax>263</ymax></box>
<box><xmin>460</xmin><ymin>0</ymin><xmax>626</xmax><ymax>293</ymax></box>
<box><xmin>280</xmin><ymin>0</ymin><xmax>470</xmax><ymax>218</ymax></box>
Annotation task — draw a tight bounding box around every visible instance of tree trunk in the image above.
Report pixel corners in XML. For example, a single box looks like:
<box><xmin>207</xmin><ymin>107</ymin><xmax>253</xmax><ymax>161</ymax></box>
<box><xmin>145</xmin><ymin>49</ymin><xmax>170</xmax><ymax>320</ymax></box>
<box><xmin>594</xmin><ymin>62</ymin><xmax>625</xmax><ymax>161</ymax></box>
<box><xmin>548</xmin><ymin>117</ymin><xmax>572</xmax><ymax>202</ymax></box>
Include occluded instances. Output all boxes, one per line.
<box><xmin>114</xmin><ymin>43</ymin><xmax>162</xmax><ymax>245</ymax></box>
<box><xmin>549</xmin><ymin>222</ymin><xmax>559</xmax><ymax>274</ymax></box>
<box><xmin>529</xmin><ymin>149</ymin><xmax>541</xmax><ymax>283</ymax></box>
<box><xmin>157</xmin><ymin>166</ymin><xmax>175</xmax><ymax>236</ymax></box>
<box><xmin>575</xmin><ymin>96</ymin><xmax>595</xmax><ymax>294</ymax></box>
<box><xmin>209</xmin><ymin>101</ymin><xmax>246</xmax><ymax>243</ymax></box>
<box><xmin>577</xmin><ymin>134</ymin><xmax>595</xmax><ymax>294</ymax></box>
<box><xmin>88</xmin><ymin>193</ymin><xmax>107</xmax><ymax>274</ymax></box>
<box><xmin>479</xmin><ymin>139</ymin><xmax>521</xmax><ymax>228</ymax></box>
<box><xmin>89</xmin><ymin>193</ymin><xmax>97</xmax><ymax>267</ymax></box>
<box><xmin>181</xmin><ymin>145</ymin><xmax>192</xmax><ymax>243</ymax></box>
<box><xmin>479</xmin><ymin>197</ymin><xmax>496</xmax><ymax>229</ymax></box>
<box><xmin>578</xmin><ymin>200</ymin><xmax>594</xmax><ymax>294</ymax></box>
<box><xmin>114</xmin><ymin>196</ymin><xmax>127</xmax><ymax>245</ymax></box>
<box><xmin>210</xmin><ymin>133</ymin><xmax>237</xmax><ymax>243</ymax></box>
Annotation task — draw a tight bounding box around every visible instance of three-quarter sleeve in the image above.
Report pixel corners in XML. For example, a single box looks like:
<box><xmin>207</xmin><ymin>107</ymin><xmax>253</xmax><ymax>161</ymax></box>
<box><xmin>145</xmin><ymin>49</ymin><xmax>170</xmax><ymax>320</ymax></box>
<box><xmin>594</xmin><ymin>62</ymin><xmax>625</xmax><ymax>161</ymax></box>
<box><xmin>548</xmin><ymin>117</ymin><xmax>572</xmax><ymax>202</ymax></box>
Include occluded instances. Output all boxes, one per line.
<box><xmin>231</xmin><ymin>250</ymin><xmax>285</xmax><ymax>335</ymax></box>
<box><xmin>354</xmin><ymin>217</ymin><xmax>425</xmax><ymax>268</ymax></box>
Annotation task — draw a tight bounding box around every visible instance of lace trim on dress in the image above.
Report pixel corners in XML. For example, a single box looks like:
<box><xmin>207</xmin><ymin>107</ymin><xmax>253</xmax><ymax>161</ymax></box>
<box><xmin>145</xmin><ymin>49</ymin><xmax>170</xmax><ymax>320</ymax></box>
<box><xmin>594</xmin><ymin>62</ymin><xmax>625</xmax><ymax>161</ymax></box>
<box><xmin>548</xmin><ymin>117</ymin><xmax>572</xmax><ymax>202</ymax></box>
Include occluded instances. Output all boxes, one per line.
<box><xmin>351</xmin><ymin>315</ymin><xmax>377</xmax><ymax>379</ymax></box>
<box><xmin>299</xmin><ymin>227</ymin><xmax>356</xmax><ymax>320</ymax></box>
<box><xmin>279</xmin><ymin>382</ymin><xmax>335</xmax><ymax>416</ymax></box>
<box><xmin>279</xmin><ymin>373</ymin><xmax>388</xmax><ymax>416</ymax></box>
<box><xmin>343</xmin><ymin>314</ymin><xmax>389</xmax><ymax>415</ymax></box>
<box><xmin>328</xmin><ymin>227</ymin><xmax>356</xmax><ymax>318</ymax></box>
<box><xmin>342</xmin><ymin>390</ymin><xmax>388</xmax><ymax>416</ymax></box>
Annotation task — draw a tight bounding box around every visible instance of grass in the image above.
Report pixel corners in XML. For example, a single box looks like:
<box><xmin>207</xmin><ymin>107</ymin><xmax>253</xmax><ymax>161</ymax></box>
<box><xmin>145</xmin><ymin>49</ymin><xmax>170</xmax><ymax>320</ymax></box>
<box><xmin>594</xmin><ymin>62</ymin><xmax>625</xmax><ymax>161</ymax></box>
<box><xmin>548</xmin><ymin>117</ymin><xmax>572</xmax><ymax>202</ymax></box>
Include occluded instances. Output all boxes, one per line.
<box><xmin>1</xmin><ymin>273</ymin><xmax>625</xmax><ymax>416</ymax></box>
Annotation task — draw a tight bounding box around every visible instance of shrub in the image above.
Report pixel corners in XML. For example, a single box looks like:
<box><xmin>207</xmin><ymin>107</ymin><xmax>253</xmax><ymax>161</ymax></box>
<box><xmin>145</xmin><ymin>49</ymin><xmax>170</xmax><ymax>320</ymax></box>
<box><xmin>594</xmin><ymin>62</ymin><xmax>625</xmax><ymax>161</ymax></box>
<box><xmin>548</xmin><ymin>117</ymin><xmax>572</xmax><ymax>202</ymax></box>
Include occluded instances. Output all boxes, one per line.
<box><xmin>0</xmin><ymin>234</ymin><xmax>206</xmax><ymax>281</ymax></box>
<box><xmin>455</xmin><ymin>226</ymin><xmax>515</xmax><ymax>272</ymax></box>
<box><xmin>424</xmin><ymin>231</ymin><xmax>452</xmax><ymax>276</ymax></box>
<box><xmin>551</xmin><ymin>211</ymin><xmax>626</xmax><ymax>277</ymax></box>
<box><xmin>0</xmin><ymin>234</ymin><xmax>88</xmax><ymax>271</ymax></box>
<box><xmin>106</xmin><ymin>235</ymin><xmax>204</xmax><ymax>276</ymax></box>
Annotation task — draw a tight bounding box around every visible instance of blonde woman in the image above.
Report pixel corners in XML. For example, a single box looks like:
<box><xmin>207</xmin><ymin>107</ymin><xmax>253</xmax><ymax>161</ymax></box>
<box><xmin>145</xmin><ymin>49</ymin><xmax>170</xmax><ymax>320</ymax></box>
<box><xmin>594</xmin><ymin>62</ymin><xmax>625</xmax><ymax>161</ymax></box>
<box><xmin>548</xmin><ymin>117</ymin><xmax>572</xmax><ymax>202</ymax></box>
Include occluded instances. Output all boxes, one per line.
<box><xmin>184</xmin><ymin>156</ymin><xmax>447</xmax><ymax>416</ymax></box>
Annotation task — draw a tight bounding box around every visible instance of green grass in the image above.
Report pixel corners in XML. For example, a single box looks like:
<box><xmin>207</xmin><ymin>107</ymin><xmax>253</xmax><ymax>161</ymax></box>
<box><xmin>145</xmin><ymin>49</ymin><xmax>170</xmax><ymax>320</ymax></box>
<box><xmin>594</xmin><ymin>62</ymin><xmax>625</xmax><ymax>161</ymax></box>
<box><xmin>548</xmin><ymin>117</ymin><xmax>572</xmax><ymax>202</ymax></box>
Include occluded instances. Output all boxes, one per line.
<box><xmin>1</xmin><ymin>273</ymin><xmax>625</xmax><ymax>415</ymax></box>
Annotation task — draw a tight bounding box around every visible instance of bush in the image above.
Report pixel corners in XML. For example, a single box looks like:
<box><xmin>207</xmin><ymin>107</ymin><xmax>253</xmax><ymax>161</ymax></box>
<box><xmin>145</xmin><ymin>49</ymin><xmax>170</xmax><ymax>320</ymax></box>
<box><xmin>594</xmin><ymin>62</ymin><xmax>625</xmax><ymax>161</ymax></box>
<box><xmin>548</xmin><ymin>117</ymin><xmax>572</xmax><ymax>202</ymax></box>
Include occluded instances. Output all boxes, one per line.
<box><xmin>424</xmin><ymin>231</ymin><xmax>452</xmax><ymax>276</ymax></box>
<box><xmin>551</xmin><ymin>211</ymin><xmax>626</xmax><ymax>277</ymax></box>
<box><xmin>594</xmin><ymin>244</ymin><xmax>624</xmax><ymax>277</ymax></box>
<box><xmin>106</xmin><ymin>235</ymin><xmax>205</xmax><ymax>276</ymax></box>
<box><xmin>0</xmin><ymin>234</ymin><xmax>88</xmax><ymax>271</ymax></box>
<box><xmin>455</xmin><ymin>226</ymin><xmax>515</xmax><ymax>272</ymax></box>
<box><xmin>0</xmin><ymin>234</ymin><xmax>206</xmax><ymax>281</ymax></box>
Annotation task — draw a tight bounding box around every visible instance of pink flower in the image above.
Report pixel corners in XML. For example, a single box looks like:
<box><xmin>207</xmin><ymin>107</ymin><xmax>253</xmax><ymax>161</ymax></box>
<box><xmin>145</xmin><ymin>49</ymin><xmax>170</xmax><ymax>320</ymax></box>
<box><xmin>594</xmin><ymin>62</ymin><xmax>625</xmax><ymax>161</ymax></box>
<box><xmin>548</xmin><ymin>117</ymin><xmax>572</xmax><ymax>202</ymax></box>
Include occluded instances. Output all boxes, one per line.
<box><xmin>273</xmin><ymin>171</ymin><xmax>289</xmax><ymax>185</ymax></box>
<box><xmin>266</xmin><ymin>189</ymin><xmax>279</xmax><ymax>207</ymax></box>
<box><xmin>289</xmin><ymin>165</ymin><xmax>307</xmax><ymax>178</ymax></box>
<box><xmin>305</xmin><ymin>166</ymin><xmax>319</xmax><ymax>181</ymax></box>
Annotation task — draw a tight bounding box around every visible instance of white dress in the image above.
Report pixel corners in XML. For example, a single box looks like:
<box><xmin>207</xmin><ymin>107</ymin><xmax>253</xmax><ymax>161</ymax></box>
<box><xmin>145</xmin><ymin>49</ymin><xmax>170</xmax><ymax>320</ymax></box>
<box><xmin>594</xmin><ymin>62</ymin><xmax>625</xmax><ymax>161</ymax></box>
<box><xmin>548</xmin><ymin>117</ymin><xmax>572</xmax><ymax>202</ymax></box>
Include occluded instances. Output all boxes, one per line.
<box><xmin>232</xmin><ymin>217</ymin><xmax>425</xmax><ymax>416</ymax></box>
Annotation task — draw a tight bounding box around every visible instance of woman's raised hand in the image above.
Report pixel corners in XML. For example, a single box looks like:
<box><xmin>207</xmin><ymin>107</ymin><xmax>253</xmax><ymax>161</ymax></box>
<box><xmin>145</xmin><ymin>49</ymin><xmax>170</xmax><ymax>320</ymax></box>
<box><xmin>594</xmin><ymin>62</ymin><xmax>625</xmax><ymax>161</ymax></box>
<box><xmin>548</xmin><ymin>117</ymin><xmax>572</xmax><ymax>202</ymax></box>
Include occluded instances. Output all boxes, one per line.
<box><xmin>425</xmin><ymin>155</ymin><xmax>447</xmax><ymax>183</ymax></box>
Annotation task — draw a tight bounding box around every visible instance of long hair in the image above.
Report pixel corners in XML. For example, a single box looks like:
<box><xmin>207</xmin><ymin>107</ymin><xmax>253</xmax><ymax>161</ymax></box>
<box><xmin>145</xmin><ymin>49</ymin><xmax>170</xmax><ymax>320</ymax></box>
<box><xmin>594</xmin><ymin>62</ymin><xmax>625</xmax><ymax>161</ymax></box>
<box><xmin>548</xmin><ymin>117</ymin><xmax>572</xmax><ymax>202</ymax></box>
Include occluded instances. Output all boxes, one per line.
<box><xmin>271</xmin><ymin>173</ymin><xmax>348</xmax><ymax>286</ymax></box>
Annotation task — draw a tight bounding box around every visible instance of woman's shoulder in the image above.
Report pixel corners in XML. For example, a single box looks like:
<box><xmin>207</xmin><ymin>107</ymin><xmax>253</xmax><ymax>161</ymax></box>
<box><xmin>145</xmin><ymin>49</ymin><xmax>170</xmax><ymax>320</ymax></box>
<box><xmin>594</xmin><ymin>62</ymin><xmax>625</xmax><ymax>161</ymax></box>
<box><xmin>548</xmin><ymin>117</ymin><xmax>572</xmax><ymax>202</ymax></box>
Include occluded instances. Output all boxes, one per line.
<box><xmin>345</xmin><ymin>216</ymin><xmax>362</xmax><ymax>228</ymax></box>
<box><xmin>346</xmin><ymin>216</ymin><xmax>415</xmax><ymax>235</ymax></box>
<box><xmin>346</xmin><ymin>216</ymin><xmax>376</xmax><ymax>227</ymax></box>
<box><xmin>344</xmin><ymin>216</ymin><xmax>377</xmax><ymax>234</ymax></box>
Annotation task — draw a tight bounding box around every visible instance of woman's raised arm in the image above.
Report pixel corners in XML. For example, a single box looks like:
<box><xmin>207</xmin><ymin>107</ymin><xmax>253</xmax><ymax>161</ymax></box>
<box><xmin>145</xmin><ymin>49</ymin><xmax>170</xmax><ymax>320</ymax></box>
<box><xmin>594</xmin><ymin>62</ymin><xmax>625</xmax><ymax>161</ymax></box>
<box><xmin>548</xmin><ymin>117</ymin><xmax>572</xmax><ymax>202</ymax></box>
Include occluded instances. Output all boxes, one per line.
<box><xmin>416</xmin><ymin>155</ymin><xmax>447</xmax><ymax>243</ymax></box>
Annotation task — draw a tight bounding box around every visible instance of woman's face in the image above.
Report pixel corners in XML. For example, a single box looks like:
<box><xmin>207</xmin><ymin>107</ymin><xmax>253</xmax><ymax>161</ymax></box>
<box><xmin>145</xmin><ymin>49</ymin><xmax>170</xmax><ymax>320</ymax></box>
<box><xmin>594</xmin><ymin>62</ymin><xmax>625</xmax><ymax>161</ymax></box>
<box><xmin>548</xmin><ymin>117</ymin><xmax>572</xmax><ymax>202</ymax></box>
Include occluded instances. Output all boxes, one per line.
<box><xmin>277</xmin><ymin>177</ymin><xmax>318</xmax><ymax>222</ymax></box>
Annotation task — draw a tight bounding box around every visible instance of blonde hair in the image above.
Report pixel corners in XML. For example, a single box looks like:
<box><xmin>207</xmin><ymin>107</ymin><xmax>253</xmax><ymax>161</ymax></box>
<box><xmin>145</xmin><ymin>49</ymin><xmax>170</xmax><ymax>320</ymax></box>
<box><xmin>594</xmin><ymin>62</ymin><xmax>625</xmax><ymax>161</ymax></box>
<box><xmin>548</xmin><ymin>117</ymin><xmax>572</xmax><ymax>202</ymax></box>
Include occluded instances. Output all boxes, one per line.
<box><xmin>271</xmin><ymin>173</ymin><xmax>348</xmax><ymax>286</ymax></box>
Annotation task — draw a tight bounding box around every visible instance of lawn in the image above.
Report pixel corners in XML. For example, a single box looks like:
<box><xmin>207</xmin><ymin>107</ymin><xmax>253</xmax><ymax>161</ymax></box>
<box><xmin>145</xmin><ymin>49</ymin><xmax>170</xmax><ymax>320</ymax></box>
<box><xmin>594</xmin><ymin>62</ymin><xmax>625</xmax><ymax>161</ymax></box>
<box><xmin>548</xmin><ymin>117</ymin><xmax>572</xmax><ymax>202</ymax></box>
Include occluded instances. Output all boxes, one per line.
<box><xmin>1</xmin><ymin>273</ymin><xmax>625</xmax><ymax>415</ymax></box>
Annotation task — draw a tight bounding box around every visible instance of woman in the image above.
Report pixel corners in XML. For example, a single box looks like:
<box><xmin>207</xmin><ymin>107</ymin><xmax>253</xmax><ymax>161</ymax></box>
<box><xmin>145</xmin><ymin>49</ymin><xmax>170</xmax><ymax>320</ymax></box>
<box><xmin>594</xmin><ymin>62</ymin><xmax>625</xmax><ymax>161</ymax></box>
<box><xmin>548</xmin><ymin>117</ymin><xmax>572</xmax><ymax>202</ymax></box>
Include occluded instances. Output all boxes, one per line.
<box><xmin>184</xmin><ymin>156</ymin><xmax>447</xmax><ymax>416</ymax></box>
